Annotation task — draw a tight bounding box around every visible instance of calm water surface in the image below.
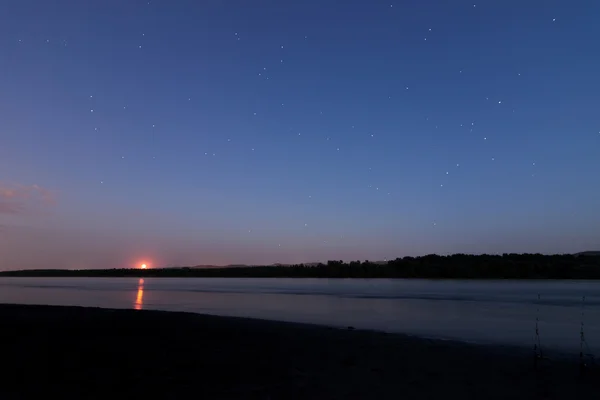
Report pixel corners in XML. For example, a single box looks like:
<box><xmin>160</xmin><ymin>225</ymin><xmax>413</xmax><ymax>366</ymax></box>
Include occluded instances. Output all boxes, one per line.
<box><xmin>1</xmin><ymin>277</ymin><xmax>598</xmax><ymax>353</ymax></box>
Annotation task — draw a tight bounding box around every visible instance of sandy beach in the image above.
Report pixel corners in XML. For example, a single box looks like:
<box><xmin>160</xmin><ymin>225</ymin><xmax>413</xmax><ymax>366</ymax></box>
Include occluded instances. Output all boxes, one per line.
<box><xmin>0</xmin><ymin>304</ymin><xmax>597</xmax><ymax>399</ymax></box>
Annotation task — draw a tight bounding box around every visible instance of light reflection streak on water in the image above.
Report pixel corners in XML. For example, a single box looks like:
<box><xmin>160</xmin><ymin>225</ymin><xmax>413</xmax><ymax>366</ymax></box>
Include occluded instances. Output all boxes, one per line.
<box><xmin>134</xmin><ymin>278</ymin><xmax>144</xmax><ymax>310</ymax></box>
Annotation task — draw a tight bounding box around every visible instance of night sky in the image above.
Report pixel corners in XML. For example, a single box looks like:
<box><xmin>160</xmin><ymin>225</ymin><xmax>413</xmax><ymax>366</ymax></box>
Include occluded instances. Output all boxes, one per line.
<box><xmin>1</xmin><ymin>0</ymin><xmax>599</xmax><ymax>270</ymax></box>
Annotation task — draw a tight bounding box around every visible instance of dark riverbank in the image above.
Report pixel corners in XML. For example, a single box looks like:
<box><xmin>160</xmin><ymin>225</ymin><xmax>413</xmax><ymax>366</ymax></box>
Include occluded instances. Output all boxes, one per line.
<box><xmin>2</xmin><ymin>253</ymin><xmax>600</xmax><ymax>279</ymax></box>
<box><xmin>1</xmin><ymin>304</ymin><xmax>597</xmax><ymax>399</ymax></box>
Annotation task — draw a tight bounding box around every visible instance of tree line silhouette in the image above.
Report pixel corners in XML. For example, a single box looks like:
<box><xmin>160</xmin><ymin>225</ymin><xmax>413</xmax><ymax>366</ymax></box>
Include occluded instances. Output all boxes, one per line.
<box><xmin>1</xmin><ymin>253</ymin><xmax>599</xmax><ymax>279</ymax></box>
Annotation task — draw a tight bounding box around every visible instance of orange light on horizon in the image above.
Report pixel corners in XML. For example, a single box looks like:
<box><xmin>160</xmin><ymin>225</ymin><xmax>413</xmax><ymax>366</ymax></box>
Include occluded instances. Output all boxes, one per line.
<box><xmin>141</xmin><ymin>263</ymin><xmax>147</xmax><ymax>269</ymax></box>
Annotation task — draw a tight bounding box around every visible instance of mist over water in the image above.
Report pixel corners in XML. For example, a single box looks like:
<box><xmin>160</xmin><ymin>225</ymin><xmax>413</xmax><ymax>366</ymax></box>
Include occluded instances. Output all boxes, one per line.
<box><xmin>1</xmin><ymin>277</ymin><xmax>598</xmax><ymax>354</ymax></box>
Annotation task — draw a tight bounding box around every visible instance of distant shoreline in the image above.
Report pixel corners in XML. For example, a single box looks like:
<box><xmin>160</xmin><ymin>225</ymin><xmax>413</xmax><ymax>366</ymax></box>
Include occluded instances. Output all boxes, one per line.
<box><xmin>2</xmin><ymin>253</ymin><xmax>599</xmax><ymax>279</ymax></box>
<box><xmin>1</xmin><ymin>303</ymin><xmax>598</xmax><ymax>399</ymax></box>
<box><xmin>1</xmin><ymin>273</ymin><xmax>599</xmax><ymax>280</ymax></box>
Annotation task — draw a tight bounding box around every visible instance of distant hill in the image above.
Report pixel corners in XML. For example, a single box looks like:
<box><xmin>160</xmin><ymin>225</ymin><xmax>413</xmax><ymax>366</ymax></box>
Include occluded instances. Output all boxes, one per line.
<box><xmin>192</xmin><ymin>263</ymin><xmax>327</xmax><ymax>268</ymax></box>
<box><xmin>576</xmin><ymin>251</ymin><xmax>600</xmax><ymax>256</ymax></box>
<box><xmin>189</xmin><ymin>264</ymin><xmax>256</xmax><ymax>269</ymax></box>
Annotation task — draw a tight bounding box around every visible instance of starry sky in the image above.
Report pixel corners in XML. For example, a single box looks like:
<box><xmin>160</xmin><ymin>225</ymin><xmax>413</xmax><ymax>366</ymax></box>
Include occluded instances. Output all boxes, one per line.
<box><xmin>1</xmin><ymin>0</ymin><xmax>600</xmax><ymax>270</ymax></box>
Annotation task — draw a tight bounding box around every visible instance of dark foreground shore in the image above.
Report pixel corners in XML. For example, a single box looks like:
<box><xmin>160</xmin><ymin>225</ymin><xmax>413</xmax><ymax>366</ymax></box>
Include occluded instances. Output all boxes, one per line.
<box><xmin>1</xmin><ymin>304</ymin><xmax>597</xmax><ymax>399</ymax></box>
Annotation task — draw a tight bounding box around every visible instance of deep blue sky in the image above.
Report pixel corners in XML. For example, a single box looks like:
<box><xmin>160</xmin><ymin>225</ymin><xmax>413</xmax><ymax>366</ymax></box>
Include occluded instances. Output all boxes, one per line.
<box><xmin>1</xmin><ymin>0</ymin><xmax>599</xmax><ymax>269</ymax></box>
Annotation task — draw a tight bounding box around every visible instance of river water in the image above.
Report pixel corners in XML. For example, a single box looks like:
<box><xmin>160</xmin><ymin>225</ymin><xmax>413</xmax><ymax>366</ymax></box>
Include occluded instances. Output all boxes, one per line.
<box><xmin>0</xmin><ymin>277</ymin><xmax>598</xmax><ymax>354</ymax></box>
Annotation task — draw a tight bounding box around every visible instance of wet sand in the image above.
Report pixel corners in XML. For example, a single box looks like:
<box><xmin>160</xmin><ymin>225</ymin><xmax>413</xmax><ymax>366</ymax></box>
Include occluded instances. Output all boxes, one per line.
<box><xmin>0</xmin><ymin>304</ymin><xmax>597</xmax><ymax>399</ymax></box>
